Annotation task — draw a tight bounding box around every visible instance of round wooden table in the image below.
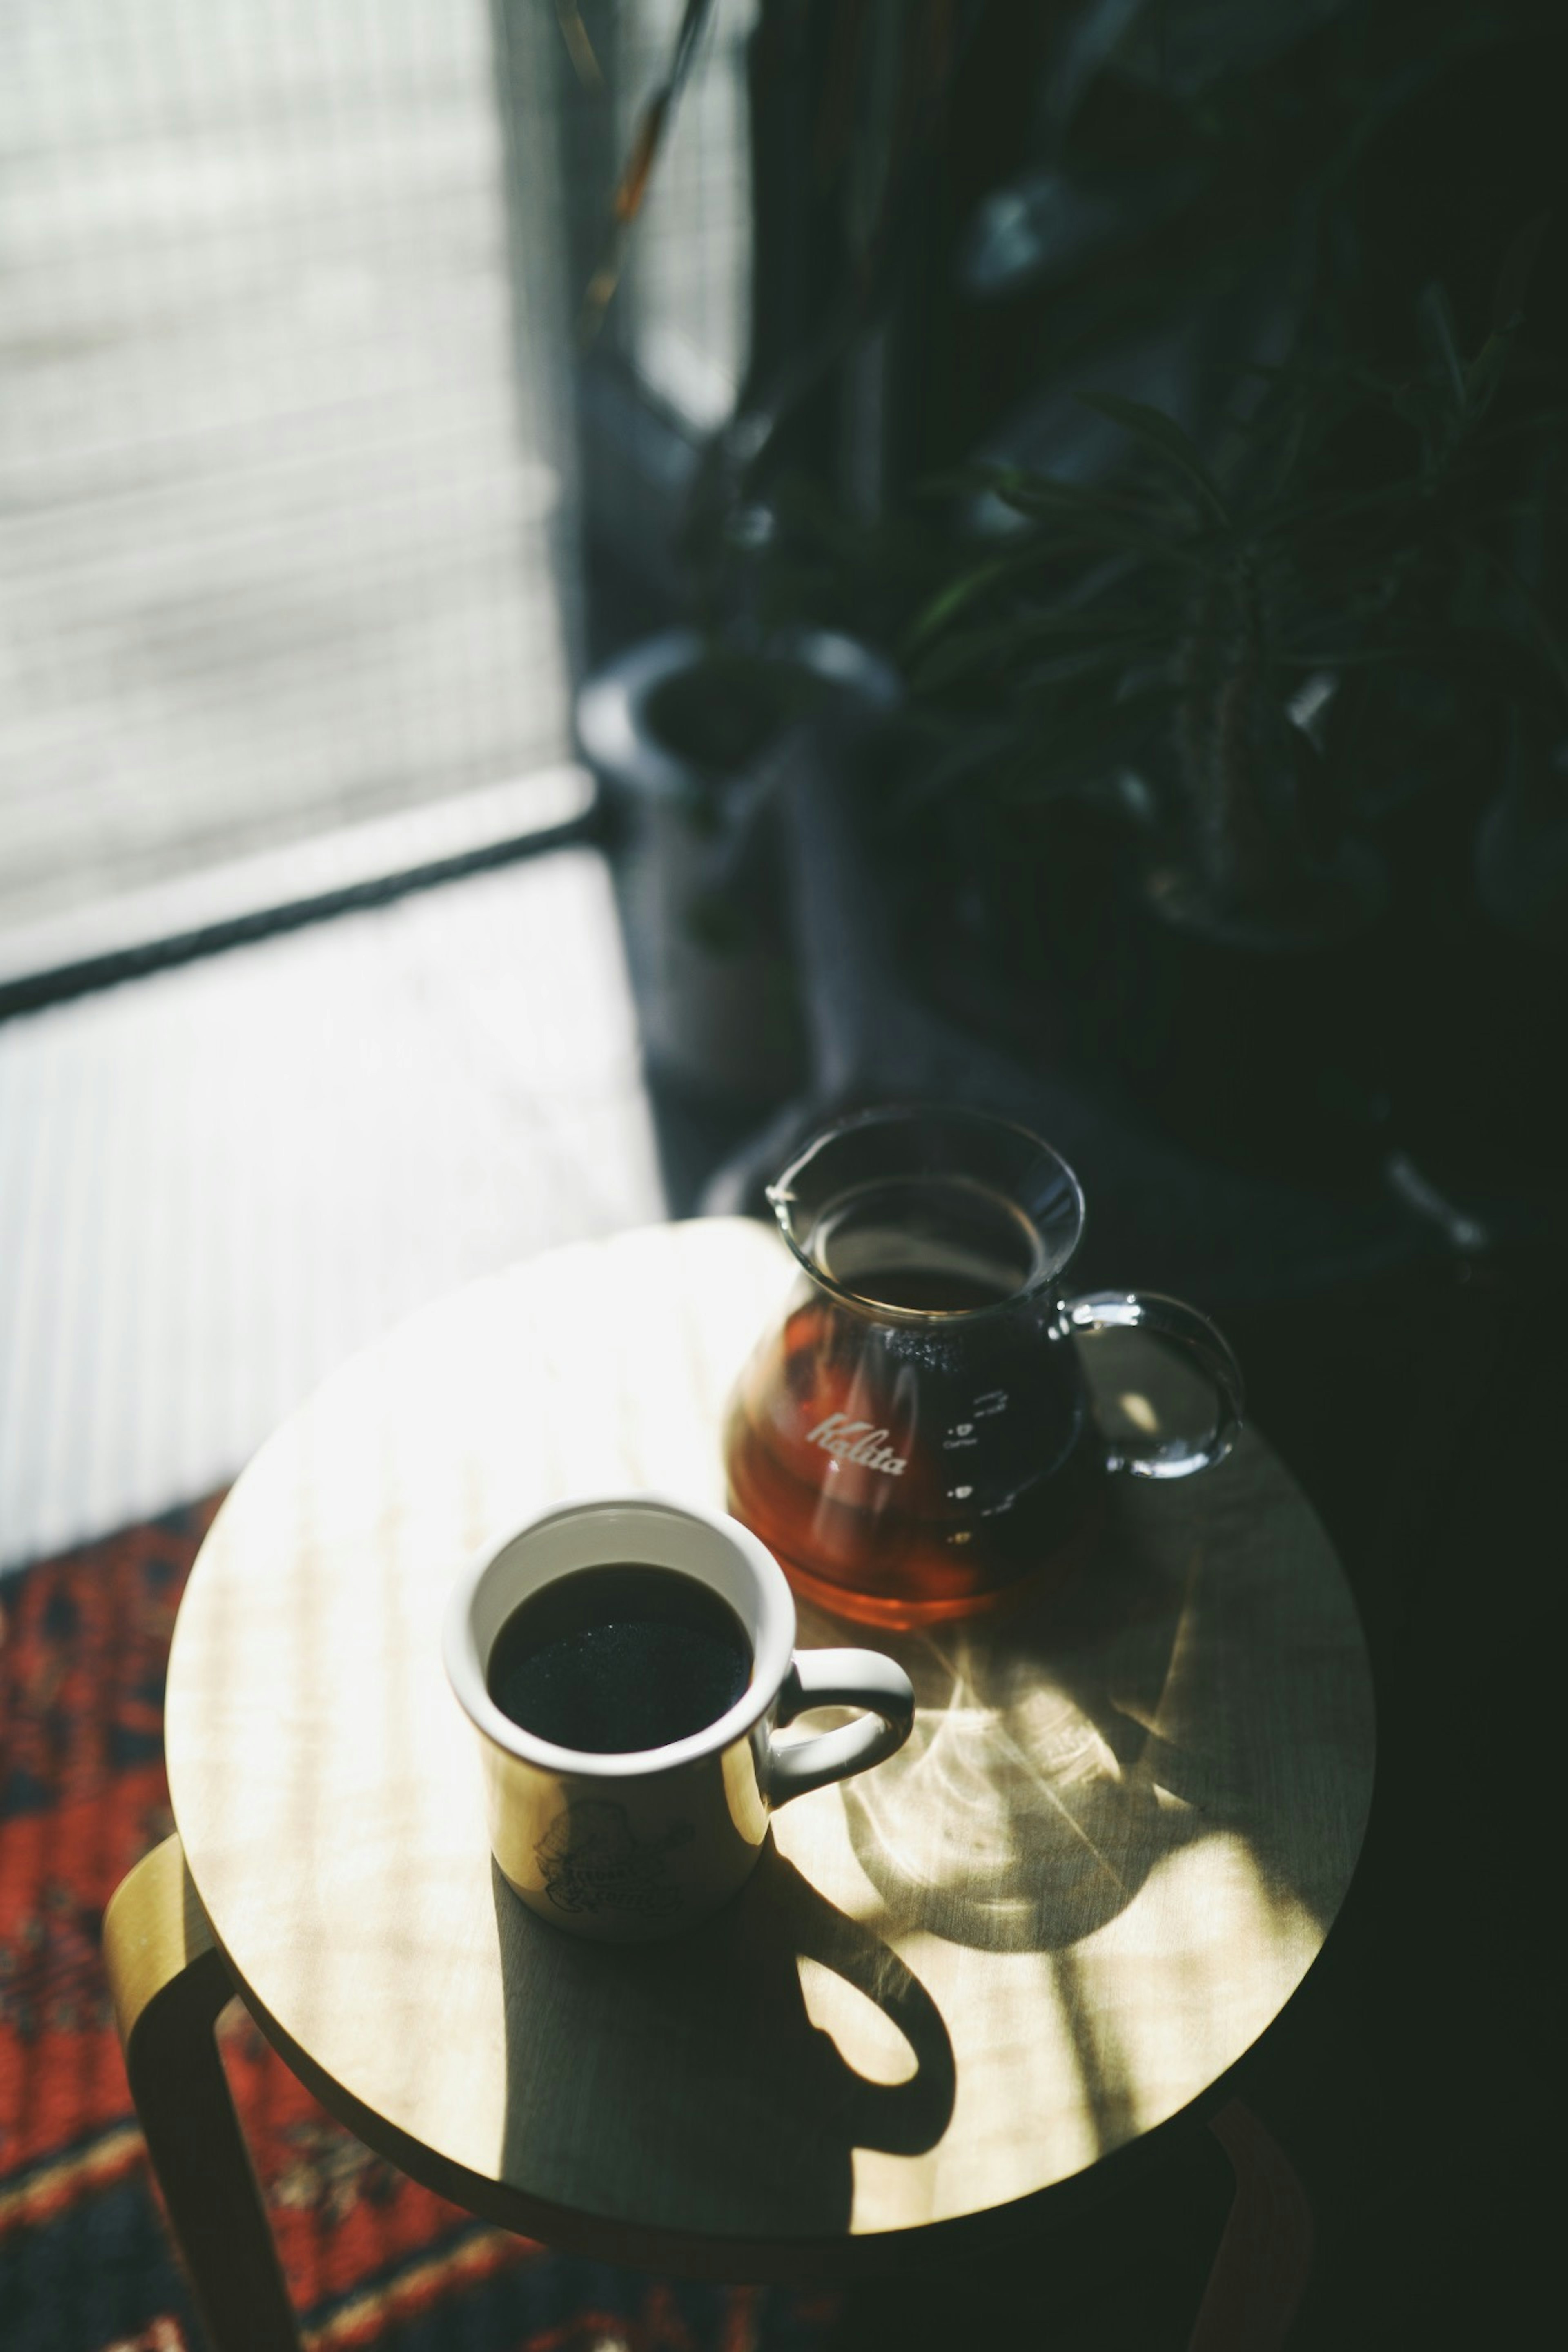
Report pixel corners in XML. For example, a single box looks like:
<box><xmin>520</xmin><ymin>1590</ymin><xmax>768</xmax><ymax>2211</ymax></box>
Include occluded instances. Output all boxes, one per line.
<box><xmin>106</xmin><ymin>1218</ymin><xmax>1374</xmax><ymax>2349</ymax></box>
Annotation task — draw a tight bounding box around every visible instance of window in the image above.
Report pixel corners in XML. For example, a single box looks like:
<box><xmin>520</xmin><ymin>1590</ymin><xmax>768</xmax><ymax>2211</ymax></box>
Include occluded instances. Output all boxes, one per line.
<box><xmin>0</xmin><ymin>1</ymin><xmax>572</xmax><ymax>933</ymax></box>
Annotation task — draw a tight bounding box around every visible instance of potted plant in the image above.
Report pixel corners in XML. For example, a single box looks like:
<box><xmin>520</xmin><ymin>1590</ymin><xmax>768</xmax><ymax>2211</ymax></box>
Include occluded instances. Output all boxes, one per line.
<box><xmin>576</xmin><ymin>626</ymin><xmax>900</xmax><ymax>1102</ymax></box>
<box><xmin>560</xmin><ymin>0</ymin><xmax>1567</xmax><ymax>1188</ymax></box>
<box><xmin>900</xmin><ymin>244</ymin><xmax>1568</xmax><ymax>1180</ymax></box>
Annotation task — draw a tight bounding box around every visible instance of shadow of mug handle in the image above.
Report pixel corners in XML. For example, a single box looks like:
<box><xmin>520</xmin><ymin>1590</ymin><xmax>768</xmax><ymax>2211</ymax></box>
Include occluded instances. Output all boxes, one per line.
<box><xmin>765</xmin><ymin>1650</ymin><xmax>915</xmax><ymax>1804</ymax></box>
<box><xmin>772</xmin><ymin>1855</ymin><xmax>958</xmax><ymax>2160</ymax></box>
<box><xmin>1067</xmin><ymin>1290</ymin><xmax>1245</xmax><ymax>1479</ymax></box>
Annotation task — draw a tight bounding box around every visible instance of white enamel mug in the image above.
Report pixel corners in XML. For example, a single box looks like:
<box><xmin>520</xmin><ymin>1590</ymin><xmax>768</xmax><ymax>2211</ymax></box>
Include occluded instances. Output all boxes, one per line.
<box><xmin>443</xmin><ymin>1494</ymin><xmax>915</xmax><ymax>1942</ymax></box>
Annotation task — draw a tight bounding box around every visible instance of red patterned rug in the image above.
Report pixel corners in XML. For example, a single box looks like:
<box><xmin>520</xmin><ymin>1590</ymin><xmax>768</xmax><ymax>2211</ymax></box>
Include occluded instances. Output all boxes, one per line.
<box><xmin>0</xmin><ymin>1501</ymin><xmax>838</xmax><ymax>2352</ymax></box>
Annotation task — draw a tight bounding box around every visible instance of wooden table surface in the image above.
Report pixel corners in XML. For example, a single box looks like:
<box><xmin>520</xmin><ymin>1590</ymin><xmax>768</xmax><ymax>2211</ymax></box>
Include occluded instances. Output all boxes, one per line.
<box><xmin>164</xmin><ymin>1218</ymin><xmax>1375</xmax><ymax>2276</ymax></box>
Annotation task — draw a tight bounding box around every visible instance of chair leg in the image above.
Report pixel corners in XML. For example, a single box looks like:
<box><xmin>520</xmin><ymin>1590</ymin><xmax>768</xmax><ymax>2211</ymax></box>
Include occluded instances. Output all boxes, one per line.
<box><xmin>103</xmin><ymin>1834</ymin><xmax>300</xmax><ymax>2352</ymax></box>
<box><xmin>1187</xmin><ymin>2099</ymin><xmax>1314</xmax><ymax>2351</ymax></box>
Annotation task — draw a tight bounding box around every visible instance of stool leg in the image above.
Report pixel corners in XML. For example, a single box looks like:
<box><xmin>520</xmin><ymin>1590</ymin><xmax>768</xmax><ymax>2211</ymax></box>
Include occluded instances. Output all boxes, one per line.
<box><xmin>103</xmin><ymin>1834</ymin><xmax>300</xmax><ymax>2352</ymax></box>
<box><xmin>1188</xmin><ymin>2098</ymin><xmax>1315</xmax><ymax>2351</ymax></box>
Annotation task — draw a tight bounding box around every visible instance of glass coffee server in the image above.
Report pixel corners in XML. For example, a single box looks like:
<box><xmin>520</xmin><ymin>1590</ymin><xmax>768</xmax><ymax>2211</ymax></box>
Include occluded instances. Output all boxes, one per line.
<box><xmin>725</xmin><ymin>1108</ymin><xmax>1244</xmax><ymax>1626</ymax></box>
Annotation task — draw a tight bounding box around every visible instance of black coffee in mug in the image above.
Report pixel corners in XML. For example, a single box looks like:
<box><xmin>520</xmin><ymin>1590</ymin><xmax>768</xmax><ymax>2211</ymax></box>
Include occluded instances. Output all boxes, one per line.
<box><xmin>485</xmin><ymin>1563</ymin><xmax>752</xmax><ymax>1755</ymax></box>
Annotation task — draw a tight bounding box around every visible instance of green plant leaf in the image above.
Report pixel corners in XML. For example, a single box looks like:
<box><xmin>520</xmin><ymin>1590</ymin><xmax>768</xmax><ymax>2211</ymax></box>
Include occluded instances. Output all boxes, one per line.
<box><xmin>905</xmin><ymin>561</ymin><xmax>1012</xmax><ymax>650</ymax></box>
<box><xmin>1000</xmin><ymin>604</ymin><xmax>1167</xmax><ymax>646</ymax></box>
<box><xmin>1012</xmin><ymin>650</ymin><xmax>1167</xmax><ymax>703</ymax></box>
<box><xmin>915</xmin><ymin>466</ymin><xmax>1034</xmax><ymax>506</ymax></box>
<box><xmin>1045</xmin><ymin>0</ymin><xmax>1150</xmax><ymax>128</ymax></box>
<box><xmin>1255</xmin><ymin>396</ymin><xmax>1312</xmax><ymax>503</ymax></box>
<box><xmin>1417</xmin><ymin>282</ymin><xmax>1467</xmax><ymax>414</ymax></box>
<box><xmin>1002</xmin><ymin>690</ymin><xmax>1172</xmax><ymax>800</ymax></box>
<box><xmin>1491</xmin><ymin>211</ymin><xmax>1552</xmax><ymax>334</ymax></box>
<box><xmin>1000</xmin><ymin>510</ymin><xmax>1209</xmax><ymax>569</ymax></box>
<box><xmin>896</xmin><ymin>722</ymin><xmax>1016</xmax><ymax>812</ymax></box>
<box><xmin>1464</xmin><ymin>543</ymin><xmax>1568</xmax><ymax>707</ymax></box>
<box><xmin>909</xmin><ymin>632</ymin><xmax>1029</xmax><ymax>693</ymax></box>
<box><xmin>905</xmin><ymin>495</ymin><xmax>1207</xmax><ymax>655</ymax></box>
<box><xmin>1078</xmin><ymin>392</ymin><xmax>1232</xmax><ymax>524</ymax></box>
<box><xmin>991</xmin><ymin>478</ymin><xmax>1215</xmax><ymax>559</ymax></box>
<box><xmin>903</xmin><ymin>537</ymin><xmax>1078</xmax><ymax>650</ymax></box>
<box><xmin>987</xmin><ymin>471</ymin><xmax>1168</xmax><ymax>520</ymax></box>
<box><xmin>1462</xmin><ymin>304</ymin><xmax>1528</xmax><ymax>421</ymax></box>
<box><xmin>911</xmin><ymin>614</ymin><xmax>1159</xmax><ymax>695</ymax></box>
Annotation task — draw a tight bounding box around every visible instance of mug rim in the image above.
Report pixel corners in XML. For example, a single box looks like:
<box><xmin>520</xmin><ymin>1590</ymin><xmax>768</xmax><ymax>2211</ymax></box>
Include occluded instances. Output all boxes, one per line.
<box><xmin>443</xmin><ymin>1492</ymin><xmax>797</xmax><ymax>1779</ymax></box>
<box><xmin>766</xmin><ymin>1103</ymin><xmax>1087</xmax><ymax>1323</ymax></box>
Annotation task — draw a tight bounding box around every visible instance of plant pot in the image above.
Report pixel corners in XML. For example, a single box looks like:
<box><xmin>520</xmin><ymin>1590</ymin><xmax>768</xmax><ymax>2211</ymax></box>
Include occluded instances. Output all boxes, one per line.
<box><xmin>576</xmin><ymin>629</ymin><xmax>901</xmax><ymax>1103</ymax></box>
<box><xmin>1383</xmin><ymin>915</ymin><xmax>1568</xmax><ymax>1184</ymax></box>
<box><xmin>1100</xmin><ymin>850</ymin><xmax>1392</xmax><ymax>1184</ymax></box>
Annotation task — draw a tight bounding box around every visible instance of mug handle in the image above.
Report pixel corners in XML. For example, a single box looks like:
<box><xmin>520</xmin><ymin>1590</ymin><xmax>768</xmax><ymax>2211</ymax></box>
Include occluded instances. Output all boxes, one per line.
<box><xmin>765</xmin><ymin>1651</ymin><xmax>915</xmax><ymax>1806</ymax></box>
<box><xmin>1065</xmin><ymin>1290</ymin><xmax>1244</xmax><ymax>1480</ymax></box>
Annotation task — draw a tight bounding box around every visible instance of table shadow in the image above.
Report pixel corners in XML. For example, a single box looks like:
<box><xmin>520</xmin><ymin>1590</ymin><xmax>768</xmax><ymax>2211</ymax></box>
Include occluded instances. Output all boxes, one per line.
<box><xmin>491</xmin><ymin>1843</ymin><xmax>955</xmax><ymax>2241</ymax></box>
